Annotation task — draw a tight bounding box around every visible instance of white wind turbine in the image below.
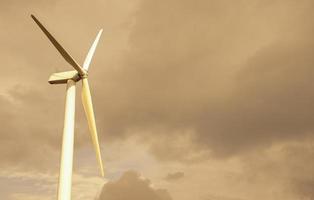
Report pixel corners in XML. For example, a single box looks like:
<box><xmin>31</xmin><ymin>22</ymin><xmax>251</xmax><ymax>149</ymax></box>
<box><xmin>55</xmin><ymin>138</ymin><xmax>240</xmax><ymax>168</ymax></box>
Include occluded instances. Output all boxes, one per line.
<box><xmin>31</xmin><ymin>15</ymin><xmax>104</xmax><ymax>200</ymax></box>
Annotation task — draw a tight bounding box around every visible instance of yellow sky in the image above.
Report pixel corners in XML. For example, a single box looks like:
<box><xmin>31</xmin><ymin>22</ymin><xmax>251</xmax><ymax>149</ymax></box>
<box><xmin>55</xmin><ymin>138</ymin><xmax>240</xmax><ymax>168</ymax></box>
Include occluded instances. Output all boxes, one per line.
<box><xmin>0</xmin><ymin>0</ymin><xmax>314</xmax><ymax>199</ymax></box>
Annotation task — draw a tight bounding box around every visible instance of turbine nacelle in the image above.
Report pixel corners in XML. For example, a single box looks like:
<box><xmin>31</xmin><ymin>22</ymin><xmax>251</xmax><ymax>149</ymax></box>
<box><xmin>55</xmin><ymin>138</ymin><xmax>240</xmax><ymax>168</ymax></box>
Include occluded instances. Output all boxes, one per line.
<box><xmin>48</xmin><ymin>70</ymin><xmax>88</xmax><ymax>84</ymax></box>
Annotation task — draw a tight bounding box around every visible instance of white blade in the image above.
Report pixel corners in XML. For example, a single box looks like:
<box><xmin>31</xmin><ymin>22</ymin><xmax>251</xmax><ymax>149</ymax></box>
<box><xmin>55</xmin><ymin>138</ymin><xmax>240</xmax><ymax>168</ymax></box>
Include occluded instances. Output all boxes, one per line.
<box><xmin>83</xmin><ymin>29</ymin><xmax>103</xmax><ymax>71</ymax></box>
<box><xmin>81</xmin><ymin>78</ymin><xmax>104</xmax><ymax>177</ymax></box>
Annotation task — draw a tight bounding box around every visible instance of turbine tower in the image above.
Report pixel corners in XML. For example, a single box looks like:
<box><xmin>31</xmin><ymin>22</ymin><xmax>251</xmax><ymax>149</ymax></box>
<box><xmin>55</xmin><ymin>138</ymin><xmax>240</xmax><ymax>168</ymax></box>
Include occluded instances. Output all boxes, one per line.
<box><xmin>31</xmin><ymin>15</ymin><xmax>104</xmax><ymax>200</ymax></box>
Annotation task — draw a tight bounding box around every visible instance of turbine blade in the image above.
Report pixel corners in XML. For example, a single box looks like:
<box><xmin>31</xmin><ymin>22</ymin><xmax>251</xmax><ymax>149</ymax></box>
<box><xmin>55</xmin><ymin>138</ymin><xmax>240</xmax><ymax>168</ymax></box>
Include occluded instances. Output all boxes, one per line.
<box><xmin>83</xmin><ymin>29</ymin><xmax>103</xmax><ymax>71</ymax></box>
<box><xmin>31</xmin><ymin>14</ymin><xmax>85</xmax><ymax>75</ymax></box>
<box><xmin>81</xmin><ymin>78</ymin><xmax>104</xmax><ymax>177</ymax></box>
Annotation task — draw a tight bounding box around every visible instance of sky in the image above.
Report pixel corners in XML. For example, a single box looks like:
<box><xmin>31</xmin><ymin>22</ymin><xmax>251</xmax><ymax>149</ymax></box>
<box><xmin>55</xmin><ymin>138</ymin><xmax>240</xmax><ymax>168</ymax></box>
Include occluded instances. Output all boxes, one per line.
<box><xmin>0</xmin><ymin>0</ymin><xmax>314</xmax><ymax>199</ymax></box>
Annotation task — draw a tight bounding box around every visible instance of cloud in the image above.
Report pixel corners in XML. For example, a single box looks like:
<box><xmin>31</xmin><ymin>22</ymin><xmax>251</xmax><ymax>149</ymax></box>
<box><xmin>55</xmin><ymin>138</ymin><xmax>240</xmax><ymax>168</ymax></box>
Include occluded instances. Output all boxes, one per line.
<box><xmin>98</xmin><ymin>171</ymin><xmax>172</xmax><ymax>200</ymax></box>
<box><xmin>0</xmin><ymin>168</ymin><xmax>105</xmax><ymax>200</ymax></box>
<box><xmin>164</xmin><ymin>172</ymin><xmax>184</xmax><ymax>181</ymax></box>
<box><xmin>294</xmin><ymin>179</ymin><xmax>314</xmax><ymax>199</ymax></box>
<box><xmin>0</xmin><ymin>86</ymin><xmax>62</xmax><ymax>172</ymax></box>
<box><xmin>193</xmin><ymin>40</ymin><xmax>314</xmax><ymax>157</ymax></box>
<box><xmin>241</xmin><ymin>139</ymin><xmax>314</xmax><ymax>200</ymax></box>
<box><xmin>87</xmin><ymin>0</ymin><xmax>314</xmax><ymax>160</ymax></box>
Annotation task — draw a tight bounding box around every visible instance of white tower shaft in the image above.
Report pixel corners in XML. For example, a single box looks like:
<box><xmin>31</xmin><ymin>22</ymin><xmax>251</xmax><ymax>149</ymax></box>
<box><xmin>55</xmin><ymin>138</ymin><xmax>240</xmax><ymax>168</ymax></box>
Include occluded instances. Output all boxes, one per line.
<box><xmin>57</xmin><ymin>79</ymin><xmax>76</xmax><ymax>200</ymax></box>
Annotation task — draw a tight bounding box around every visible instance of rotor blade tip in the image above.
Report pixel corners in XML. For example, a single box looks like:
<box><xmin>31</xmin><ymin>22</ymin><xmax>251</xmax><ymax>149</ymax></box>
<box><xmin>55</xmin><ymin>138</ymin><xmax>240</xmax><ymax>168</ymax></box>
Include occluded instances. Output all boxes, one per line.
<box><xmin>31</xmin><ymin>14</ymin><xmax>39</xmax><ymax>23</ymax></box>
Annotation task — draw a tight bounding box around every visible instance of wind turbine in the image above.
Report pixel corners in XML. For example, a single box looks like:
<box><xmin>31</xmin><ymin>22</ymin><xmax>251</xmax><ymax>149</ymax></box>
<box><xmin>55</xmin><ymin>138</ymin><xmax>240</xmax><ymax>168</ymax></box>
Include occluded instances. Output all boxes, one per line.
<box><xmin>31</xmin><ymin>15</ymin><xmax>104</xmax><ymax>200</ymax></box>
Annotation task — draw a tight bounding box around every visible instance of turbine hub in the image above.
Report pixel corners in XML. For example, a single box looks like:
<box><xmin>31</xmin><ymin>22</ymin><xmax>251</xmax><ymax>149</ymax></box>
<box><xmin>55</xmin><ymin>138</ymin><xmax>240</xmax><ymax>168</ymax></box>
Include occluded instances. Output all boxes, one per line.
<box><xmin>80</xmin><ymin>72</ymin><xmax>88</xmax><ymax>79</ymax></box>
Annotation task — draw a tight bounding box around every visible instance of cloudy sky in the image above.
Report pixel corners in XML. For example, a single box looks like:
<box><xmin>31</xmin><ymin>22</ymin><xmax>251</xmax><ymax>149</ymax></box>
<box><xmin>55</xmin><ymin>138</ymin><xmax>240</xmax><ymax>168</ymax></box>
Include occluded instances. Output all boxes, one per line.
<box><xmin>1</xmin><ymin>0</ymin><xmax>314</xmax><ymax>199</ymax></box>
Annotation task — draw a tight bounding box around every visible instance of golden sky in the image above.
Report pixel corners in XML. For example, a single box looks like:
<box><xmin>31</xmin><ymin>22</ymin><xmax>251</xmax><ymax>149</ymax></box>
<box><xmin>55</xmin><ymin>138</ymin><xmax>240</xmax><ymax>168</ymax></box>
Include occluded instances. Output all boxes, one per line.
<box><xmin>0</xmin><ymin>0</ymin><xmax>314</xmax><ymax>199</ymax></box>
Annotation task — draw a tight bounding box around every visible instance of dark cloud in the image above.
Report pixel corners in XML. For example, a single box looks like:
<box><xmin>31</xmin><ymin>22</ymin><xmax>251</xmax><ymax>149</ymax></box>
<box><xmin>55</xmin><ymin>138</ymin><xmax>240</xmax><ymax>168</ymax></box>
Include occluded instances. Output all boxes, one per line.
<box><xmin>294</xmin><ymin>179</ymin><xmax>314</xmax><ymax>199</ymax></box>
<box><xmin>98</xmin><ymin>171</ymin><xmax>172</xmax><ymax>200</ymax></box>
<box><xmin>242</xmin><ymin>140</ymin><xmax>314</xmax><ymax>199</ymax></box>
<box><xmin>194</xmin><ymin>41</ymin><xmax>314</xmax><ymax>157</ymax></box>
<box><xmin>94</xmin><ymin>0</ymin><xmax>314</xmax><ymax>159</ymax></box>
